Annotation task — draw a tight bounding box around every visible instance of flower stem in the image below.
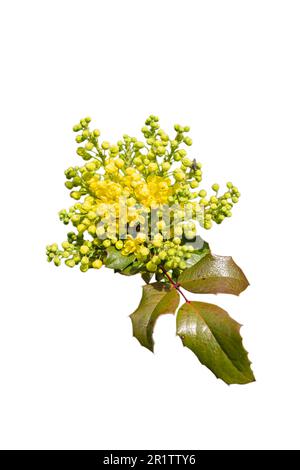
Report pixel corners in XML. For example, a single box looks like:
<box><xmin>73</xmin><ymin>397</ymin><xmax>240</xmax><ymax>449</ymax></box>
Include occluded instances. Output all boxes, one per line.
<box><xmin>160</xmin><ymin>267</ymin><xmax>191</xmax><ymax>304</ymax></box>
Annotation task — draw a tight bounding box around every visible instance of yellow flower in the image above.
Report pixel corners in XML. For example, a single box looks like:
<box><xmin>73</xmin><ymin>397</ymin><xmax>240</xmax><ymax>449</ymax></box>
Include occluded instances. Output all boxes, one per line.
<box><xmin>135</xmin><ymin>175</ymin><xmax>173</xmax><ymax>206</ymax></box>
<box><xmin>121</xmin><ymin>236</ymin><xmax>146</xmax><ymax>256</ymax></box>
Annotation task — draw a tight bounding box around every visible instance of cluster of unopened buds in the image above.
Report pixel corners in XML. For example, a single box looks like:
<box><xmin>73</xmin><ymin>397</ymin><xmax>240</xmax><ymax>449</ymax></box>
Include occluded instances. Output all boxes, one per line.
<box><xmin>46</xmin><ymin>115</ymin><xmax>240</xmax><ymax>281</ymax></box>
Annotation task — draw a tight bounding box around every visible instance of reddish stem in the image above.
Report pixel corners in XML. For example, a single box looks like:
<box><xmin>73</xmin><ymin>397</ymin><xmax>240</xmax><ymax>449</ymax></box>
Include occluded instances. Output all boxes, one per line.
<box><xmin>161</xmin><ymin>267</ymin><xmax>191</xmax><ymax>304</ymax></box>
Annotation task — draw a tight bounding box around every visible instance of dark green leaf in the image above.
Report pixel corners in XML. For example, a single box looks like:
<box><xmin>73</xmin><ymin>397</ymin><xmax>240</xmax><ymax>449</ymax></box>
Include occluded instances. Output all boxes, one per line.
<box><xmin>179</xmin><ymin>254</ymin><xmax>249</xmax><ymax>295</ymax></box>
<box><xmin>130</xmin><ymin>282</ymin><xmax>180</xmax><ymax>352</ymax></box>
<box><xmin>185</xmin><ymin>241</ymin><xmax>210</xmax><ymax>268</ymax></box>
<box><xmin>121</xmin><ymin>261</ymin><xmax>144</xmax><ymax>276</ymax></box>
<box><xmin>155</xmin><ymin>271</ymin><xmax>164</xmax><ymax>282</ymax></box>
<box><xmin>177</xmin><ymin>301</ymin><xmax>255</xmax><ymax>385</ymax></box>
<box><xmin>141</xmin><ymin>272</ymin><xmax>153</xmax><ymax>284</ymax></box>
<box><xmin>104</xmin><ymin>246</ymin><xmax>135</xmax><ymax>271</ymax></box>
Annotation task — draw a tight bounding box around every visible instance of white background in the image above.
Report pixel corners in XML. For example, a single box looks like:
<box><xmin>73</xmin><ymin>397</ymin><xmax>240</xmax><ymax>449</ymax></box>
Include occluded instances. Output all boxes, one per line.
<box><xmin>0</xmin><ymin>0</ymin><xmax>299</xmax><ymax>450</ymax></box>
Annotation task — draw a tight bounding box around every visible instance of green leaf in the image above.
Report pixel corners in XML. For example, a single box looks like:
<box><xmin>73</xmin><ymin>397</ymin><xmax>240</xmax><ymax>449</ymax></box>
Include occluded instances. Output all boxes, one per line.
<box><xmin>141</xmin><ymin>272</ymin><xmax>153</xmax><ymax>284</ymax></box>
<box><xmin>179</xmin><ymin>253</ymin><xmax>249</xmax><ymax>295</ymax></box>
<box><xmin>121</xmin><ymin>261</ymin><xmax>144</xmax><ymax>276</ymax></box>
<box><xmin>130</xmin><ymin>282</ymin><xmax>180</xmax><ymax>352</ymax></box>
<box><xmin>104</xmin><ymin>246</ymin><xmax>135</xmax><ymax>271</ymax></box>
<box><xmin>185</xmin><ymin>241</ymin><xmax>210</xmax><ymax>268</ymax></box>
<box><xmin>176</xmin><ymin>301</ymin><xmax>255</xmax><ymax>385</ymax></box>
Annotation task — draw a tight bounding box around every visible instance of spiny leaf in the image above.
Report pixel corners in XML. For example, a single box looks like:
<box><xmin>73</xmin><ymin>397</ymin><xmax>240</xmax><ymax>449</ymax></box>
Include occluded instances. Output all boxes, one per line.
<box><xmin>130</xmin><ymin>282</ymin><xmax>180</xmax><ymax>352</ymax></box>
<box><xmin>177</xmin><ymin>301</ymin><xmax>255</xmax><ymax>385</ymax></box>
<box><xmin>121</xmin><ymin>261</ymin><xmax>144</xmax><ymax>276</ymax></box>
<box><xmin>185</xmin><ymin>241</ymin><xmax>210</xmax><ymax>268</ymax></box>
<box><xmin>141</xmin><ymin>272</ymin><xmax>153</xmax><ymax>284</ymax></box>
<box><xmin>104</xmin><ymin>246</ymin><xmax>135</xmax><ymax>271</ymax></box>
<box><xmin>179</xmin><ymin>253</ymin><xmax>249</xmax><ymax>295</ymax></box>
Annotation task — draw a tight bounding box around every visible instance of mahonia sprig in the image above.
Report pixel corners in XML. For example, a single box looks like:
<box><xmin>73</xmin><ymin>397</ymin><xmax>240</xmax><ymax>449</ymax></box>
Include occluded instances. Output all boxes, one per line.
<box><xmin>46</xmin><ymin>115</ymin><xmax>240</xmax><ymax>278</ymax></box>
<box><xmin>47</xmin><ymin>115</ymin><xmax>253</xmax><ymax>385</ymax></box>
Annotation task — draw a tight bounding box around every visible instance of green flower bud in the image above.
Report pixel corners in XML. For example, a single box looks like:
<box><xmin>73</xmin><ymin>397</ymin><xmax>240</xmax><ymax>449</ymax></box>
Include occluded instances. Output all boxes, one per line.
<box><xmin>135</xmin><ymin>141</ymin><xmax>144</xmax><ymax>149</ymax></box>
<box><xmin>88</xmin><ymin>225</ymin><xmax>96</xmax><ymax>235</ymax></box>
<box><xmin>173</xmin><ymin>152</ymin><xmax>181</xmax><ymax>162</ymax></box>
<box><xmin>77</xmin><ymin>224</ymin><xmax>86</xmax><ymax>233</ymax></box>
<box><xmin>72</xmin><ymin>177</ymin><xmax>82</xmax><ymax>187</ymax></box>
<box><xmin>174</xmin><ymin>170</ymin><xmax>185</xmax><ymax>181</ymax></box>
<box><xmin>80</xmin><ymin>264</ymin><xmax>89</xmax><ymax>272</ymax></box>
<box><xmin>92</xmin><ymin>259</ymin><xmax>102</xmax><ymax>269</ymax></box>
<box><xmin>146</xmin><ymin>261</ymin><xmax>157</xmax><ymax>272</ymax></box>
<box><xmin>80</xmin><ymin>245</ymin><xmax>89</xmax><ymax>255</ymax></box>
<box><xmin>184</xmin><ymin>137</ymin><xmax>193</xmax><ymax>146</ymax></box>
<box><xmin>85</xmin><ymin>142</ymin><xmax>94</xmax><ymax>151</ymax></box>
<box><xmin>101</xmin><ymin>141</ymin><xmax>110</xmax><ymax>150</ymax></box>
<box><xmin>110</xmin><ymin>145</ymin><xmax>119</xmax><ymax>154</ymax></box>
<box><xmin>70</xmin><ymin>191</ymin><xmax>81</xmax><ymax>200</ymax></box>
<box><xmin>65</xmin><ymin>181</ymin><xmax>74</xmax><ymax>189</ymax></box>
<box><xmin>133</xmin><ymin>157</ymin><xmax>142</xmax><ymax>165</ymax></box>
<box><xmin>162</xmin><ymin>162</ymin><xmax>171</xmax><ymax>172</ymax></box>
<box><xmin>164</xmin><ymin>261</ymin><xmax>173</xmax><ymax>270</ymax></box>
<box><xmin>158</xmin><ymin>251</ymin><xmax>167</xmax><ymax>260</ymax></box>
<box><xmin>148</xmin><ymin>162</ymin><xmax>158</xmax><ymax>172</ymax></box>
<box><xmin>182</xmin><ymin>157</ymin><xmax>192</xmax><ymax>167</ymax></box>
<box><xmin>76</xmin><ymin>147</ymin><xmax>85</xmax><ymax>157</ymax></box>
<box><xmin>66</xmin><ymin>259</ymin><xmax>76</xmax><ymax>268</ymax></box>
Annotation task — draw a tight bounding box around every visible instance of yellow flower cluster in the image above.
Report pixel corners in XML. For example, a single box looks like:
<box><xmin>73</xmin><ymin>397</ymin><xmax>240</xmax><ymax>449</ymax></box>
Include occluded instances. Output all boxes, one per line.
<box><xmin>47</xmin><ymin>115</ymin><xmax>240</xmax><ymax>280</ymax></box>
<box><xmin>89</xmin><ymin>170</ymin><xmax>172</xmax><ymax>207</ymax></box>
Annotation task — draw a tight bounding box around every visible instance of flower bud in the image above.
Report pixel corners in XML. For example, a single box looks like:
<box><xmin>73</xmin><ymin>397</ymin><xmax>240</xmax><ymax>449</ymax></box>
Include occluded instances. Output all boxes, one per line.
<box><xmin>101</xmin><ymin>141</ymin><xmax>110</xmax><ymax>150</ymax></box>
<box><xmin>80</xmin><ymin>245</ymin><xmax>89</xmax><ymax>255</ymax></box>
<box><xmin>92</xmin><ymin>259</ymin><xmax>103</xmax><ymax>269</ymax></box>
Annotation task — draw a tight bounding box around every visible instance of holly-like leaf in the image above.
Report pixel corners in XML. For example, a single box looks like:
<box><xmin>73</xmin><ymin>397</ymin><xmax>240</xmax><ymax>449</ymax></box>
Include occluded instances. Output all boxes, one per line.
<box><xmin>177</xmin><ymin>301</ymin><xmax>255</xmax><ymax>385</ymax></box>
<box><xmin>121</xmin><ymin>261</ymin><xmax>144</xmax><ymax>276</ymax></box>
<box><xmin>179</xmin><ymin>253</ymin><xmax>249</xmax><ymax>295</ymax></box>
<box><xmin>185</xmin><ymin>241</ymin><xmax>210</xmax><ymax>268</ymax></box>
<box><xmin>130</xmin><ymin>282</ymin><xmax>180</xmax><ymax>352</ymax></box>
<box><xmin>141</xmin><ymin>272</ymin><xmax>153</xmax><ymax>284</ymax></box>
<box><xmin>104</xmin><ymin>246</ymin><xmax>135</xmax><ymax>271</ymax></box>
